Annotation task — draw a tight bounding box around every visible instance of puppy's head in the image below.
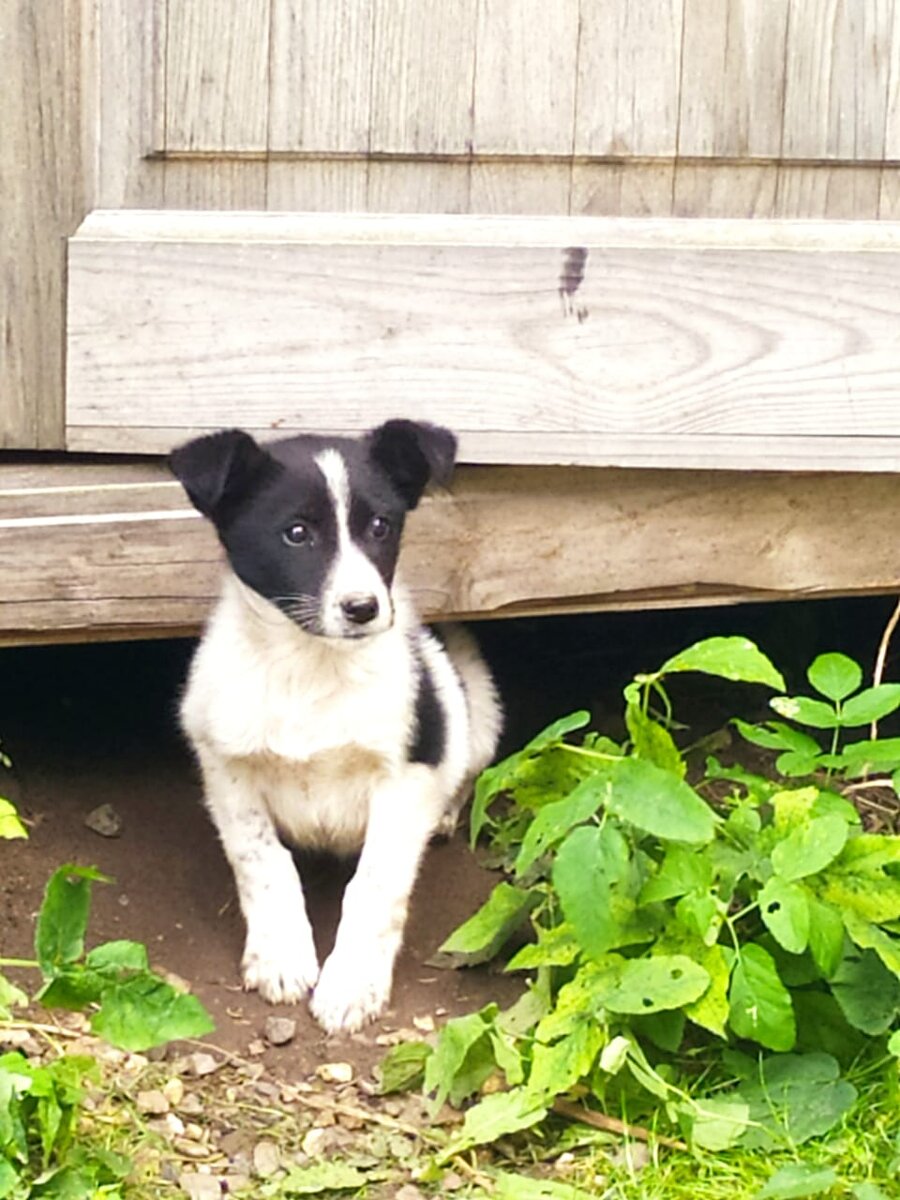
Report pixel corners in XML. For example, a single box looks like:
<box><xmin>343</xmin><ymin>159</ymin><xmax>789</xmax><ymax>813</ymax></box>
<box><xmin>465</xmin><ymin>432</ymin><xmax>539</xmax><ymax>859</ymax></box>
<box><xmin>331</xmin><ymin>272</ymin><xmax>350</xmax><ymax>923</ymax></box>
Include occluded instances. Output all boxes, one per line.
<box><xmin>169</xmin><ymin>420</ymin><xmax>456</xmax><ymax>639</ymax></box>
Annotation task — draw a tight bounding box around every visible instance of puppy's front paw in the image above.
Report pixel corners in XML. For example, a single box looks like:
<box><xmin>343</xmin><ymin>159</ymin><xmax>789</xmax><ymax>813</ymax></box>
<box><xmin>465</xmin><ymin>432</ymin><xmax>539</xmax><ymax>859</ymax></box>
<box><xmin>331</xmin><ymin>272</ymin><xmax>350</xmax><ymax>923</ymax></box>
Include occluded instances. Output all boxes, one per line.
<box><xmin>309</xmin><ymin>946</ymin><xmax>394</xmax><ymax>1034</ymax></box>
<box><xmin>242</xmin><ymin>932</ymin><xmax>319</xmax><ymax>1005</ymax></box>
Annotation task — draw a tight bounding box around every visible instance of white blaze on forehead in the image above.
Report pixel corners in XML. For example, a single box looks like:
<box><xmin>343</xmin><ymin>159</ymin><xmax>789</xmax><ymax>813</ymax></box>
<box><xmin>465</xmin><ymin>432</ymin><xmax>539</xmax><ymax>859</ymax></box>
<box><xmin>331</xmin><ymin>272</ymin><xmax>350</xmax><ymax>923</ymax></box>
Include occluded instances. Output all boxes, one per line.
<box><xmin>315</xmin><ymin>449</ymin><xmax>392</xmax><ymax>635</ymax></box>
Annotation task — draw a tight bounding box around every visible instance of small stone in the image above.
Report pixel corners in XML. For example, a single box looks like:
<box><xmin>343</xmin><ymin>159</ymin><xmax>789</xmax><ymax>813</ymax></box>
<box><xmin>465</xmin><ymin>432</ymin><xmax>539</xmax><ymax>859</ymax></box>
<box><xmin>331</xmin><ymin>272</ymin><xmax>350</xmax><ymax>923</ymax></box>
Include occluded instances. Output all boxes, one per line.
<box><xmin>84</xmin><ymin>802</ymin><xmax>123</xmax><ymax>837</ymax></box>
<box><xmin>124</xmin><ymin>1053</ymin><xmax>150</xmax><ymax>1074</ymax></box>
<box><xmin>301</xmin><ymin>1128</ymin><xmax>328</xmax><ymax>1158</ymax></box>
<box><xmin>137</xmin><ymin>1090</ymin><xmax>170</xmax><ymax>1115</ymax></box>
<box><xmin>163</xmin><ymin>1078</ymin><xmax>185</xmax><ymax>1108</ymax></box>
<box><xmin>264</xmin><ymin>1016</ymin><xmax>297</xmax><ymax>1046</ymax></box>
<box><xmin>179</xmin><ymin>1171</ymin><xmax>221</xmax><ymax>1198</ymax></box>
<box><xmin>225</xmin><ymin>1175</ymin><xmax>250</xmax><ymax>1193</ymax></box>
<box><xmin>188</xmin><ymin>1052</ymin><xmax>220</xmax><ymax>1077</ymax></box>
<box><xmin>609</xmin><ymin>1142</ymin><xmax>650</xmax><ymax>1172</ymax></box>
<box><xmin>174</xmin><ymin>1138</ymin><xmax>208</xmax><ymax>1160</ymax></box>
<box><xmin>443</xmin><ymin>1172</ymin><xmax>465</xmax><ymax>1190</ymax></box>
<box><xmin>246</xmin><ymin>1039</ymin><xmax>266</xmax><ymax>1057</ymax></box>
<box><xmin>315</xmin><ymin>1061</ymin><xmax>354</xmax><ymax>1084</ymax></box>
<box><xmin>412</xmin><ymin>1014</ymin><xmax>435</xmax><ymax>1033</ymax></box>
<box><xmin>164</xmin><ymin>1113</ymin><xmax>187</xmax><ymax>1137</ymax></box>
<box><xmin>252</xmin><ymin>1140</ymin><xmax>281</xmax><ymax>1178</ymax></box>
<box><xmin>185</xmin><ymin>1122</ymin><xmax>204</xmax><ymax>1141</ymax></box>
<box><xmin>179</xmin><ymin>1092</ymin><xmax>204</xmax><ymax>1116</ymax></box>
<box><xmin>394</xmin><ymin>1187</ymin><xmax>427</xmax><ymax>1200</ymax></box>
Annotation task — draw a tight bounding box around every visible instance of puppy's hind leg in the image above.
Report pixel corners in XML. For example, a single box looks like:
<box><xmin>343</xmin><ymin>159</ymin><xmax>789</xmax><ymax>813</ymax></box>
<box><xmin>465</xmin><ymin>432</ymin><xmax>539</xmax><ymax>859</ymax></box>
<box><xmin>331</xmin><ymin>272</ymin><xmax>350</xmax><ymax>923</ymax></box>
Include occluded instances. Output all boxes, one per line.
<box><xmin>310</xmin><ymin>767</ymin><xmax>441</xmax><ymax>1034</ymax></box>
<box><xmin>197</xmin><ymin>749</ymin><xmax>319</xmax><ymax>1004</ymax></box>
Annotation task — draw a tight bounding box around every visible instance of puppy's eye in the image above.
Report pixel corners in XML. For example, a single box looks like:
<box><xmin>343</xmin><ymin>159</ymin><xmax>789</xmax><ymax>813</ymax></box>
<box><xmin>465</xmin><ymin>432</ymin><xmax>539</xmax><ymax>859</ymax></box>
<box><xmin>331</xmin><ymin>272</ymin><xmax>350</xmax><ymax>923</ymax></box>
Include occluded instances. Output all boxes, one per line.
<box><xmin>369</xmin><ymin>516</ymin><xmax>391</xmax><ymax>540</ymax></box>
<box><xmin>283</xmin><ymin>522</ymin><xmax>311</xmax><ymax>546</ymax></box>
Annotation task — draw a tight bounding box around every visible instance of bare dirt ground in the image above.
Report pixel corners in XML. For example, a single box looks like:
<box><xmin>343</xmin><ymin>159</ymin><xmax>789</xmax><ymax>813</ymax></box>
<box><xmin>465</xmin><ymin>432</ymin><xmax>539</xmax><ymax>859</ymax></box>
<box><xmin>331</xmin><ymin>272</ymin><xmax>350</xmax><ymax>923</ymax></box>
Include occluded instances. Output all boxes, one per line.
<box><xmin>1</xmin><ymin>596</ymin><xmax>896</xmax><ymax>1085</ymax></box>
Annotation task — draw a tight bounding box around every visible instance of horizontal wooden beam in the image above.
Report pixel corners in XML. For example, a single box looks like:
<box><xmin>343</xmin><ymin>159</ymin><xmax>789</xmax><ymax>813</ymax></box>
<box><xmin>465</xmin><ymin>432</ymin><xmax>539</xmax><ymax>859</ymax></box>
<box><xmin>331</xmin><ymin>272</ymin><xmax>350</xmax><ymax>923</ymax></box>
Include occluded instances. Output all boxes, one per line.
<box><xmin>3</xmin><ymin>457</ymin><xmax>900</xmax><ymax>645</ymax></box>
<box><xmin>67</xmin><ymin>212</ymin><xmax>900</xmax><ymax>471</ymax></box>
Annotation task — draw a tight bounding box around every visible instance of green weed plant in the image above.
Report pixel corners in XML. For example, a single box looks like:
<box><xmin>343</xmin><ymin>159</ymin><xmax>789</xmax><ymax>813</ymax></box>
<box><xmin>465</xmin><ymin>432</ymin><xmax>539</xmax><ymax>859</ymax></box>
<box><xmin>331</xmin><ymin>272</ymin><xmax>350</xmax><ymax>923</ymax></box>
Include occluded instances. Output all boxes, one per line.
<box><xmin>383</xmin><ymin>638</ymin><xmax>900</xmax><ymax>1190</ymax></box>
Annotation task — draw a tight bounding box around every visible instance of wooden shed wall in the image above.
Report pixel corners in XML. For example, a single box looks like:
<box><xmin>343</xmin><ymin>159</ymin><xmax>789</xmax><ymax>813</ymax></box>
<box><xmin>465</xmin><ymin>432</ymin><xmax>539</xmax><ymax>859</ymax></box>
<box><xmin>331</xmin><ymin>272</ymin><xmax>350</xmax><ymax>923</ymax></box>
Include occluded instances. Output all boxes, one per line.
<box><xmin>4</xmin><ymin>0</ymin><xmax>900</xmax><ymax>452</ymax></box>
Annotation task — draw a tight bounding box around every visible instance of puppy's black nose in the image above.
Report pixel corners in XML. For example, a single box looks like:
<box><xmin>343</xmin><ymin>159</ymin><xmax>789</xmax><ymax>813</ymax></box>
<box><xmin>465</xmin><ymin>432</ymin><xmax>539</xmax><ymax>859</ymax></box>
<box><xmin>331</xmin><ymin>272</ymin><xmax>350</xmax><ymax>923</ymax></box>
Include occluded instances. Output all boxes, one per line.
<box><xmin>341</xmin><ymin>594</ymin><xmax>379</xmax><ymax>625</ymax></box>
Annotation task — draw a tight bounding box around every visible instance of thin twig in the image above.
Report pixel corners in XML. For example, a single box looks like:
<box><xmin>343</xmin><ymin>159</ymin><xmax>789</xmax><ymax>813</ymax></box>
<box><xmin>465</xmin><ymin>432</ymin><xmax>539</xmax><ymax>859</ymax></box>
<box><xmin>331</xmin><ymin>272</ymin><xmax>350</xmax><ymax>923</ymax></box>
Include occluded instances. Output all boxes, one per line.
<box><xmin>871</xmin><ymin>596</ymin><xmax>900</xmax><ymax>740</ymax></box>
<box><xmin>551</xmin><ymin>1098</ymin><xmax>688</xmax><ymax>1152</ymax></box>
<box><xmin>841</xmin><ymin>778</ymin><xmax>895</xmax><ymax>796</ymax></box>
<box><xmin>292</xmin><ymin>1091</ymin><xmax>443</xmax><ymax>1144</ymax></box>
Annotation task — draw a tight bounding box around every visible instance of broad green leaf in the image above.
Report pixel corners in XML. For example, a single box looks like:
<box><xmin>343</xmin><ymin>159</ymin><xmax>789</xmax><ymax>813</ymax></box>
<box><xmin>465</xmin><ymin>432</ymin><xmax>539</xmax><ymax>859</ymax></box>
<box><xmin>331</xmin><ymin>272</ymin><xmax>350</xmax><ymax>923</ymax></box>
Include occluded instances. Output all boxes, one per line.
<box><xmin>682</xmin><ymin>1098</ymin><xmax>750</xmax><ymax>1151</ymax></box>
<box><xmin>0</xmin><ymin>798</ymin><xmax>27</xmax><ymax>840</ymax></box>
<box><xmin>490</xmin><ymin>1026</ymin><xmax>524</xmax><ymax>1087</ymax></box>
<box><xmin>493</xmin><ymin>1173</ymin><xmax>597</xmax><ymax>1200</ymax></box>
<box><xmin>640</xmin><ymin>844</ymin><xmax>713</xmax><ymax>904</ymax></box>
<box><xmin>771</xmin><ymin>788</ymin><xmax>819</xmax><ymax>830</ymax></box>
<box><xmin>756</xmin><ymin>1164</ymin><xmax>838</xmax><ymax>1199</ymax></box>
<box><xmin>280</xmin><ymin>1163</ymin><xmax>369</xmax><ymax>1194</ymax></box>
<box><xmin>85</xmin><ymin>940</ymin><xmax>149</xmax><ymax>973</ymax></box>
<box><xmin>90</xmin><ymin>973</ymin><xmax>214</xmax><ymax>1051</ymax></box>
<box><xmin>839</xmin><ymin>737</ymin><xmax>900</xmax><ymax>777</ymax></box>
<box><xmin>443</xmin><ymin>1089</ymin><xmax>547</xmax><ymax>1158</ymax></box>
<box><xmin>807</xmin><ymin>653</ymin><xmax>862</xmax><ymax>702</ymax></box>
<box><xmin>771</xmin><ymin>814</ymin><xmax>848</xmax><ymax>881</ymax></box>
<box><xmin>830</xmin><ymin>945</ymin><xmax>900</xmax><ymax>1035</ymax></box>
<box><xmin>534</xmin><ymin>959</ymin><xmax>621</xmax><ymax>1042</ymax></box>
<box><xmin>377</xmin><ymin>1041</ymin><xmax>431</xmax><ymax>1094</ymax></box>
<box><xmin>888</xmin><ymin>1028</ymin><xmax>900</xmax><ymax>1056</ymax></box>
<box><xmin>37</xmin><ymin>967</ymin><xmax>106</xmax><ymax>1010</ymax></box>
<box><xmin>514</xmin><ymin>777</ymin><xmax>606</xmax><ymax>878</ymax></box>
<box><xmin>469</xmin><ymin>713</ymin><xmax>590</xmax><ymax>846</ymax></box>
<box><xmin>553</xmin><ymin>825</ymin><xmax>634</xmax><ymax>959</ymax></box>
<box><xmin>654</xmin><ymin>926</ymin><xmax>733</xmax><ymax>1037</ymax></box>
<box><xmin>851</xmin><ymin>1186</ymin><xmax>892</xmax><ymax>1200</ymax></box>
<box><xmin>770</xmin><ymin>696</ymin><xmax>839</xmax><ymax>730</ymax></box>
<box><xmin>424</xmin><ymin>1007</ymin><xmax>496</xmax><ymax>1111</ymax></box>
<box><xmin>624</xmin><ymin>687</ymin><xmax>685</xmax><ymax>777</ymax></box>
<box><xmin>597</xmin><ymin>955</ymin><xmax>709</xmax><ymax>1015</ymax></box>
<box><xmin>735</xmin><ymin>1053</ymin><xmax>856</xmax><ymax>1150</ymax></box>
<box><xmin>436</xmin><ymin>883</ymin><xmax>538</xmax><ymax>966</ymax></box>
<box><xmin>606</xmin><ymin>757</ymin><xmax>717</xmax><ymax>844</ymax></box>
<box><xmin>729</xmin><ymin>944</ymin><xmax>796</xmax><ymax>1051</ymax></box>
<box><xmin>657</xmin><ymin>637</ymin><xmax>786</xmax><ymax>691</ymax></box>
<box><xmin>675</xmin><ymin>889</ymin><xmax>725</xmax><ymax>945</ymax></box>
<box><xmin>841</xmin><ymin>912</ymin><xmax>900</xmax><ymax>976</ymax></box>
<box><xmin>759</xmin><ymin>878</ymin><xmax>810</xmax><ymax>954</ymax></box>
<box><xmin>0</xmin><ymin>974</ymin><xmax>27</xmax><ymax>1018</ymax></box>
<box><xmin>506</xmin><ymin>924</ymin><xmax>580</xmax><ymax>971</ymax></box>
<box><xmin>775</xmin><ymin>751</ymin><xmax>822</xmax><ymax>778</ymax></box>
<box><xmin>792</xmin><ymin>992</ymin><xmax>866</xmax><ymax>1065</ymax></box>
<box><xmin>527</xmin><ymin>1021</ymin><xmax>603</xmax><ymax>1102</ymax></box>
<box><xmin>821</xmin><ymin>834</ymin><xmax>900</xmax><ymax>923</ymax></box>
<box><xmin>840</xmin><ymin>683</ymin><xmax>900</xmax><ymax>726</ymax></box>
<box><xmin>733</xmin><ymin>720</ymin><xmax>821</xmax><ymax>757</ymax></box>
<box><xmin>805</xmin><ymin>896</ymin><xmax>845</xmax><ymax>979</ymax></box>
<box><xmin>0</xmin><ymin>1160</ymin><xmax>19</xmax><ymax>1197</ymax></box>
<box><xmin>35</xmin><ymin>865</ymin><xmax>108</xmax><ymax>976</ymax></box>
<box><xmin>632</xmin><ymin>1007</ymin><xmax>685</xmax><ymax>1052</ymax></box>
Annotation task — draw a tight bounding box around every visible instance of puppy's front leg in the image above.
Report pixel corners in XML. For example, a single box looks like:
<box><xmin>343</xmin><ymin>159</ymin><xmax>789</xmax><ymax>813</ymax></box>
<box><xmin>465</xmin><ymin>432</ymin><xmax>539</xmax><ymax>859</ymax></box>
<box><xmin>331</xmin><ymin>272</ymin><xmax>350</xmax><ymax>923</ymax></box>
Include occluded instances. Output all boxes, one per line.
<box><xmin>197</xmin><ymin>749</ymin><xmax>319</xmax><ymax>1004</ymax></box>
<box><xmin>310</xmin><ymin>768</ymin><xmax>440</xmax><ymax>1034</ymax></box>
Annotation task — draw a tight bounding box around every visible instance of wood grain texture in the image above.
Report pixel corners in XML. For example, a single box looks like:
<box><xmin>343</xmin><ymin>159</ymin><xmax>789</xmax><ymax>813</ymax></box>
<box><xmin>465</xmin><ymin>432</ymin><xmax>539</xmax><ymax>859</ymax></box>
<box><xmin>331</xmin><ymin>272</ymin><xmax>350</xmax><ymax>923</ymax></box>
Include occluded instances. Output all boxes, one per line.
<box><xmin>673</xmin><ymin>164</ymin><xmax>778</xmax><ymax>217</ymax></box>
<box><xmin>0</xmin><ymin>0</ymin><xmax>89</xmax><ymax>450</ymax></box>
<box><xmin>367</xmin><ymin>163</ymin><xmax>471</xmax><ymax>213</ymax></box>
<box><xmin>472</xmin><ymin>0</ymin><xmax>579</xmax><ymax>154</ymax></box>
<box><xmin>469</xmin><ymin>163</ymin><xmax>572</xmax><ymax>214</ymax></box>
<box><xmin>164</xmin><ymin>0</ymin><xmax>270</xmax><ymax>151</ymax></box>
<box><xmin>782</xmin><ymin>0</ymin><xmax>894</xmax><ymax>161</ymax></box>
<box><xmin>66</xmin><ymin>213</ymin><xmax>900</xmax><ymax>466</ymax></box>
<box><xmin>576</xmin><ymin>0</ymin><xmax>684</xmax><ymax>157</ymax></box>
<box><xmin>775</xmin><ymin>165</ymin><xmax>882</xmax><ymax>218</ymax></box>
<box><xmin>370</xmin><ymin>0</ymin><xmax>477</xmax><ymax>154</ymax></box>
<box><xmin>266</xmin><ymin>161</ymin><xmax>370</xmax><ymax>211</ymax></box>
<box><xmin>269</xmin><ymin>0</ymin><xmax>374</xmax><ymax>153</ymax></box>
<box><xmin>678</xmin><ymin>0</ymin><xmax>789</xmax><ymax>158</ymax></box>
<box><xmin>571</xmin><ymin>163</ymin><xmax>675</xmax><ymax>217</ymax></box>
<box><xmin>5</xmin><ymin>461</ymin><xmax>900</xmax><ymax>643</ymax></box>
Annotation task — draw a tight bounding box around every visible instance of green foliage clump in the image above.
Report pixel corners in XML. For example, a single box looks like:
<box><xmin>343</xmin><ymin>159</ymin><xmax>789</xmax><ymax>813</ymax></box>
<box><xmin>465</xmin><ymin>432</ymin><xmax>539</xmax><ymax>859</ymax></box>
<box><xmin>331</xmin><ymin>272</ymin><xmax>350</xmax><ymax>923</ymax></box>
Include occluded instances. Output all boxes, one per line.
<box><xmin>384</xmin><ymin>639</ymin><xmax>900</xmax><ymax>1179</ymax></box>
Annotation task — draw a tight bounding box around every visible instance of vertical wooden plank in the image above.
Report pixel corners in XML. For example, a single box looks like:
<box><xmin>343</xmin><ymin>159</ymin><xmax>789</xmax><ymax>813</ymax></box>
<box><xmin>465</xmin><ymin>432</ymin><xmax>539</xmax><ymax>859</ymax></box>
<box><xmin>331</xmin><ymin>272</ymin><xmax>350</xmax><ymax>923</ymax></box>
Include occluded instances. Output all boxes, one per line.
<box><xmin>673</xmin><ymin>165</ymin><xmax>778</xmax><ymax>216</ymax></box>
<box><xmin>367</xmin><ymin>163</ymin><xmax>471</xmax><ymax>212</ymax></box>
<box><xmin>163</xmin><ymin>161</ymin><xmax>268</xmax><ymax>208</ymax></box>
<box><xmin>883</xmin><ymin>0</ymin><xmax>900</xmax><ymax>158</ymax></box>
<box><xmin>96</xmin><ymin>0</ymin><xmax>164</xmax><ymax>206</ymax></box>
<box><xmin>575</xmin><ymin>0</ymin><xmax>684</xmax><ymax>157</ymax></box>
<box><xmin>472</xmin><ymin>0</ymin><xmax>579</xmax><ymax>154</ymax></box>
<box><xmin>267</xmin><ymin>161</ymin><xmax>369</xmax><ymax>210</ymax></box>
<box><xmin>370</xmin><ymin>0</ymin><xmax>477</xmax><ymax>153</ymax></box>
<box><xmin>880</xmin><ymin>168</ymin><xmax>900</xmax><ymax>217</ymax></box>
<box><xmin>782</xmin><ymin>0</ymin><xmax>893</xmax><ymax>160</ymax></box>
<box><xmin>775</xmin><ymin>165</ymin><xmax>882</xmax><ymax>218</ymax></box>
<box><xmin>678</xmin><ymin>0</ymin><xmax>789</xmax><ymax>157</ymax></box>
<box><xmin>164</xmin><ymin>0</ymin><xmax>270</xmax><ymax>150</ymax></box>
<box><xmin>469</xmin><ymin>163</ymin><xmax>572</xmax><ymax>214</ymax></box>
<box><xmin>0</xmin><ymin>0</ymin><xmax>90</xmax><ymax>449</ymax></box>
<box><xmin>571</xmin><ymin>163</ymin><xmax>674</xmax><ymax>216</ymax></box>
<box><xmin>269</xmin><ymin>0</ymin><xmax>374</xmax><ymax>153</ymax></box>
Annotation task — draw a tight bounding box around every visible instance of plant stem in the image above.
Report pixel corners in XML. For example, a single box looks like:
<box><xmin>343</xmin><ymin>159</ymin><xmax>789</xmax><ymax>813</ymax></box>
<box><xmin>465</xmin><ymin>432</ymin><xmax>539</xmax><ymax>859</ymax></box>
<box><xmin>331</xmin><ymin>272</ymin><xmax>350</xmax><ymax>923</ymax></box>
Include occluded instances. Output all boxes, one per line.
<box><xmin>0</xmin><ymin>957</ymin><xmax>38</xmax><ymax>969</ymax></box>
<box><xmin>560</xmin><ymin>745</ymin><xmax>620</xmax><ymax>763</ymax></box>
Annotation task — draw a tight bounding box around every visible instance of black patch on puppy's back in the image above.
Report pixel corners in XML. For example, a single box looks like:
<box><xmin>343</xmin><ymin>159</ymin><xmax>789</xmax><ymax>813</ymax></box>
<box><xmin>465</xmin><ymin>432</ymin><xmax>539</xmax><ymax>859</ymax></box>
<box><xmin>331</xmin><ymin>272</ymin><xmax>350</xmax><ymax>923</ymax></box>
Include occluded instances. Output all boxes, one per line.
<box><xmin>408</xmin><ymin>653</ymin><xmax>445</xmax><ymax>767</ymax></box>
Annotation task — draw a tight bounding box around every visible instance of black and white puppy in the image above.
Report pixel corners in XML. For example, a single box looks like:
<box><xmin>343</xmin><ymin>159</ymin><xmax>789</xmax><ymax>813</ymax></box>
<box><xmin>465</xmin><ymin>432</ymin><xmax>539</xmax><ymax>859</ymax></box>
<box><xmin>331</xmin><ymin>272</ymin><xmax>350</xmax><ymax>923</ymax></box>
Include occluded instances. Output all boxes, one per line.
<box><xmin>169</xmin><ymin>420</ymin><xmax>502</xmax><ymax>1034</ymax></box>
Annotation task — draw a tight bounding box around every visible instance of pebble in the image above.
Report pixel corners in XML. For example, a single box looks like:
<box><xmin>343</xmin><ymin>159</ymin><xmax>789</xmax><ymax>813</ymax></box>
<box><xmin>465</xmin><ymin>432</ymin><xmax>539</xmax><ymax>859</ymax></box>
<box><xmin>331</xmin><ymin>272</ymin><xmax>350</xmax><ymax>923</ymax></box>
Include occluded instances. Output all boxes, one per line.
<box><xmin>179</xmin><ymin>1092</ymin><xmax>204</xmax><ymax>1116</ymax></box>
<box><xmin>264</xmin><ymin>1016</ymin><xmax>297</xmax><ymax>1046</ymax></box>
<box><xmin>188</xmin><ymin>1052</ymin><xmax>220</xmax><ymax>1077</ymax></box>
<box><xmin>179</xmin><ymin>1172</ymin><xmax>221</xmax><ymax>1198</ymax></box>
<box><xmin>246</xmin><ymin>1039</ymin><xmax>267</xmax><ymax>1057</ymax></box>
<box><xmin>84</xmin><ymin>802</ymin><xmax>123</xmax><ymax>837</ymax></box>
<box><xmin>136</xmin><ymin>1090</ymin><xmax>170</xmax><ymax>1115</ymax></box>
<box><xmin>252</xmin><ymin>1140</ymin><xmax>281</xmax><ymax>1178</ymax></box>
<box><xmin>174</xmin><ymin>1138</ymin><xmax>208</xmax><ymax>1160</ymax></box>
<box><xmin>412</xmin><ymin>1014</ymin><xmax>435</xmax><ymax>1033</ymax></box>
<box><xmin>315</xmin><ymin>1061</ymin><xmax>354</xmax><ymax>1084</ymax></box>
<box><xmin>163</xmin><ymin>1077</ymin><xmax>185</xmax><ymax>1108</ymax></box>
<box><xmin>395</xmin><ymin>1187</ymin><xmax>427</xmax><ymax>1200</ymax></box>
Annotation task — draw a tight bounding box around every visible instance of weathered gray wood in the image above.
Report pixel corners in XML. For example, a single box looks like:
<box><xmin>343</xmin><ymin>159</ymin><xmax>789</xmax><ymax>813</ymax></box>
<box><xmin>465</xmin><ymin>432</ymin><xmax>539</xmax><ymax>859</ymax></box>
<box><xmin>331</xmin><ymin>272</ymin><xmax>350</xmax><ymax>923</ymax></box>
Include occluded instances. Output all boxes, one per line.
<box><xmin>4</xmin><ymin>460</ymin><xmax>900</xmax><ymax>645</ymax></box>
<box><xmin>66</xmin><ymin>212</ymin><xmax>900</xmax><ymax>468</ymax></box>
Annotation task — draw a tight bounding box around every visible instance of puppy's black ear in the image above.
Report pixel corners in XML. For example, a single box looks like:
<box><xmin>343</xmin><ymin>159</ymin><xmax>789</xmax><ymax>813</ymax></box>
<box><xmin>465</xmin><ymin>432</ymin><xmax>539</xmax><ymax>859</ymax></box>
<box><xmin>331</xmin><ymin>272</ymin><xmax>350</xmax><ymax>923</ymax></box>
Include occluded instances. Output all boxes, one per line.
<box><xmin>367</xmin><ymin>420</ymin><xmax>457</xmax><ymax>510</ymax></box>
<box><xmin>168</xmin><ymin>429</ymin><xmax>273</xmax><ymax>522</ymax></box>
